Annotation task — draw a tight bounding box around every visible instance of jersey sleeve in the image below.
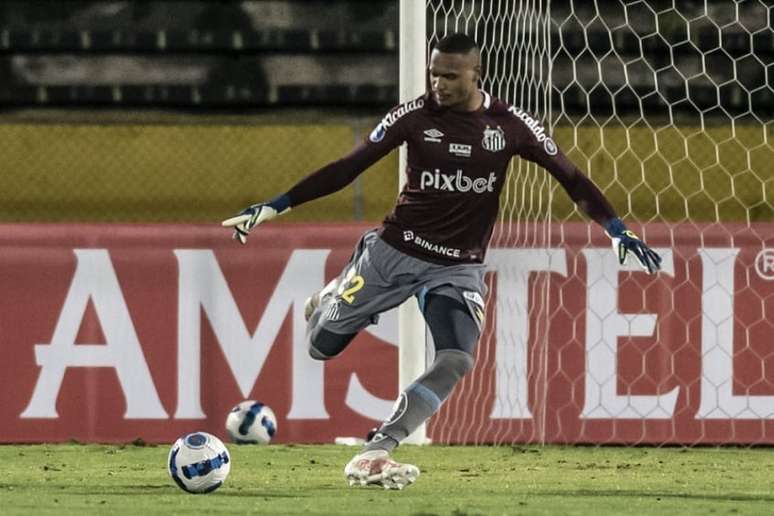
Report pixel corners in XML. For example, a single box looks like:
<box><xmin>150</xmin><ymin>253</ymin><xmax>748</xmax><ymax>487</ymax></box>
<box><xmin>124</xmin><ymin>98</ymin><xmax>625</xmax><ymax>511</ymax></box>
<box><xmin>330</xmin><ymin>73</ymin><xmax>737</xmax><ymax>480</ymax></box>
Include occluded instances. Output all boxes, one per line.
<box><xmin>285</xmin><ymin>102</ymin><xmax>416</xmax><ymax>208</ymax></box>
<box><xmin>509</xmin><ymin>108</ymin><xmax>617</xmax><ymax>226</ymax></box>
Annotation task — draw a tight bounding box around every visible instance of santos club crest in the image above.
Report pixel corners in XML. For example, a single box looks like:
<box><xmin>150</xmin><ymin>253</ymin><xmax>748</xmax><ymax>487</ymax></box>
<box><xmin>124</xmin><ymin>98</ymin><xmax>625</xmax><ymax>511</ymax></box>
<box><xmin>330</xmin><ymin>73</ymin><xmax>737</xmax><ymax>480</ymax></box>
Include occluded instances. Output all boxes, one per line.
<box><xmin>482</xmin><ymin>125</ymin><xmax>506</xmax><ymax>152</ymax></box>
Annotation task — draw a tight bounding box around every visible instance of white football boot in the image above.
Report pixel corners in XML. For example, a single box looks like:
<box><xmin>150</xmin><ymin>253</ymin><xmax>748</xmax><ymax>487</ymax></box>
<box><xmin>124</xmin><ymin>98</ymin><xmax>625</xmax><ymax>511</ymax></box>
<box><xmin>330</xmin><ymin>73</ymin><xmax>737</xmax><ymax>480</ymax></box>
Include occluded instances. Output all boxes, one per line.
<box><xmin>304</xmin><ymin>277</ymin><xmax>341</xmax><ymax>322</ymax></box>
<box><xmin>344</xmin><ymin>449</ymin><xmax>420</xmax><ymax>490</ymax></box>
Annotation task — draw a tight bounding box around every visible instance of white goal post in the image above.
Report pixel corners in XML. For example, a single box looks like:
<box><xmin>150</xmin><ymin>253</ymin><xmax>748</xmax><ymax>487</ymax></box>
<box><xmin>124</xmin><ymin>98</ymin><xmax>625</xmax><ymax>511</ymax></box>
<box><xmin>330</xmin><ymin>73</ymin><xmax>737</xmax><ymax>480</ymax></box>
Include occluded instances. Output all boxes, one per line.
<box><xmin>397</xmin><ymin>0</ymin><xmax>430</xmax><ymax>445</ymax></box>
<box><xmin>398</xmin><ymin>0</ymin><xmax>555</xmax><ymax>445</ymax></box>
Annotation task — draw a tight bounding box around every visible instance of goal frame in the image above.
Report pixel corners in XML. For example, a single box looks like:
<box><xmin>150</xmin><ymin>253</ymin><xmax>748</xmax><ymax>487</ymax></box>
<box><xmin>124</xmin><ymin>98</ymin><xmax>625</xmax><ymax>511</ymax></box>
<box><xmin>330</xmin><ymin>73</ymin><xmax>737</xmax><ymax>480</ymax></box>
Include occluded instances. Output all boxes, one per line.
<box><xmin>397</xmin><ymin>0</ymin><xmax>429</xmax><ymax>445</ymax></box>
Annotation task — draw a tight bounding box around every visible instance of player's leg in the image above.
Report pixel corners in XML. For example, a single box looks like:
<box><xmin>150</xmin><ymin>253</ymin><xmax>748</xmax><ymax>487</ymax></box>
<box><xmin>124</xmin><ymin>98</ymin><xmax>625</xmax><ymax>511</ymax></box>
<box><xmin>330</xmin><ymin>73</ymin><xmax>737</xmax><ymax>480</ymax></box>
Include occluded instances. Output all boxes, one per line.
<box><xmin>304</xmin><ymin>229</ymin><xmax>372</xmax><ymax>324</ymax></box>
<box><xmin>363</xmin><ymin>292</ymin><xmax>479</xmax><ymax>452</ymax></box>
<box><xmin>306</xmin><ymin>230</ymin><xmax>412</xmax><ymax>361</ymax></box>
<box><xmin>305</xmin><ymin>231</ymin><xmax>374</xmax><ymax>360</ymax></box>
<box><xmin>306</xmin><ymin>308</ymin><xmax>358</xmax><ymax>360</ymax></box>
<box><xmin>346</xmin><ymin>291</ymin><xmax>480</xmax><ymax>489</ymax></box>
<box><xmin>304</xmin><ymin>275</ymin><xmax>341</xmax><ymax>322</ymax></box>
<box><xmin>305</xmin><ymin>275</ymin><xmax>358</xmax><ymax>360</ymax></box>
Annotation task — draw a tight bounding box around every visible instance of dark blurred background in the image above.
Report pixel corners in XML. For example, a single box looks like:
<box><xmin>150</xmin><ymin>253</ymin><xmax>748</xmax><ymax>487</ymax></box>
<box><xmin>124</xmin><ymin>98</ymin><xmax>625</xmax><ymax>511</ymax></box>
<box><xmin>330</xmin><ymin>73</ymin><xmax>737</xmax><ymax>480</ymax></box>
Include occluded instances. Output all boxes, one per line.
<box><xmin>0</xmin><ymin>1</ymin><xmax>770</xmax><ymax>116</ymax></box>
<box><xmin>0</xmin><ymin>0</ymin><xmax>770</xmax><ymax>224</ymax></box>
<box><xmin>0</xmin><ymin>0</ymin><xmax>399</xmax><ymax>110</ymax></box>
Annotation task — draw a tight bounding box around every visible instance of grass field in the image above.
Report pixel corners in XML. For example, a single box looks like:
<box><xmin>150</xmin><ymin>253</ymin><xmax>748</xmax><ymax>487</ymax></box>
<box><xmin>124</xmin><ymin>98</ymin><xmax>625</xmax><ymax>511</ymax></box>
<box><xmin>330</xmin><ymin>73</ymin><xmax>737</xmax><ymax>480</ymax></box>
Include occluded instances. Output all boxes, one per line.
<box><xmin>1</xmin><ymin>444</ymin><xmax>773</xmax><ymax>515</ymax></box>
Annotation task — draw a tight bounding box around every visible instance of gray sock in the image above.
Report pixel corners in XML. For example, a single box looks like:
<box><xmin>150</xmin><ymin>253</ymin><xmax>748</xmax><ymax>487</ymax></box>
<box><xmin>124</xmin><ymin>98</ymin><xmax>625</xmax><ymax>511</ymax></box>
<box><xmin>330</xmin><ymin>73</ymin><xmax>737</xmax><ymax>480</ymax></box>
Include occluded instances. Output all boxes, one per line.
<box><xmin>364</xmin><ymin>382</ymin><xmax>441</xmax><ymax>453</ymax></box>
<box><xmin>363</xmin><ymin>350</ymin><xmax>474</xmax><ymax>453</ymax></box>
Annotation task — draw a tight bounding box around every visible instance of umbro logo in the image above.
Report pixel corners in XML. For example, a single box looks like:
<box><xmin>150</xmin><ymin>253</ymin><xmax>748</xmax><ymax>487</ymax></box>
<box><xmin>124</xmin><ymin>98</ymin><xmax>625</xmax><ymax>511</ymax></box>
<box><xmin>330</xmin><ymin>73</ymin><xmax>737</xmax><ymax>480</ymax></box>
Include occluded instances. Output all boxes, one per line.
<box><xmin>323</xmin><ymin>300</ymin><xmax>341</xmax><ymax>321</ymax></box>
<box><xmin>423</xmin><ymin>128</ymin><xmax>444</xmax><ymax>143</ymax></box>
<box><xmin>385</xmin><ymin>393</ymin><xmax>408</xmax><ymax>425</ymax></box>
<box><xmin>369</xmin><ymin>432</ymin><xmax>389</xmax><ymax>443</ymax></box>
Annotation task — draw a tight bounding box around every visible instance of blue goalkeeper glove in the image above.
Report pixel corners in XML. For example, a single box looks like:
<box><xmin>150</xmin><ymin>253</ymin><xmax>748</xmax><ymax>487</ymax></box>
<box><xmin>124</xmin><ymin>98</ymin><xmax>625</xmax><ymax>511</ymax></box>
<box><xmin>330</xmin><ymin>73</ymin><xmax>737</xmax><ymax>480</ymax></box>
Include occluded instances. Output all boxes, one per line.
<box><xmin>221</xmin><ymin>194</ymin><xmax>291</xmax><ymax>244</ymax></box>
<box><xmin>604</xmin><ymin>218</ymin><xmax>662</xmax><ymax>274</ymax></box>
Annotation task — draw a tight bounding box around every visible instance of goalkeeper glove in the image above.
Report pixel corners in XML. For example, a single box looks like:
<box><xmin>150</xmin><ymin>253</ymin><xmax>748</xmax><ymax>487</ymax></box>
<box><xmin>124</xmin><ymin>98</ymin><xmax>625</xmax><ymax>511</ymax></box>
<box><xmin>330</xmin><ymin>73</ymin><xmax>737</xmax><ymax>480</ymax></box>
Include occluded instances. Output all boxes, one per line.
<box><xmin>604</xmin><ymin>218</ymin><xmax>662</xmax><ymax>274</ymax></box>
<box><xmin>221</xmin><ymin>194</ymin><xmax>291</xmax><ymax>244</ymax></box>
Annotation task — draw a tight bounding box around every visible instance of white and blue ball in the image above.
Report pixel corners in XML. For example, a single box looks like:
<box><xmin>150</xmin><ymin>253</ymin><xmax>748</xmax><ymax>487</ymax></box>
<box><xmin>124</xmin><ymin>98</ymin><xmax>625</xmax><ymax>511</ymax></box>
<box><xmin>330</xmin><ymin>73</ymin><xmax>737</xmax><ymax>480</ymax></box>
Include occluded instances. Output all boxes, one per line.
<box><xmin>225</xmin><ymin>400</ymin><xmax>277</xmax><ymax>444</ymax></box>
<box><xmin>168</xmin><ymin>432</ymin><xmax>231</xmax><ymax>493</ymax></box>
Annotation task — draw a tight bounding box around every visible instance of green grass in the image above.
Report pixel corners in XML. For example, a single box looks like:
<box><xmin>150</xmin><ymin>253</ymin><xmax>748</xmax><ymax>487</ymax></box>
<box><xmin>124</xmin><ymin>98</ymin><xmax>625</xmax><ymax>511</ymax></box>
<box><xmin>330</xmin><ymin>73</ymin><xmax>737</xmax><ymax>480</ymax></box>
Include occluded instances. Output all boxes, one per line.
<box><xmin>1</xmin><ymin>444</ymin><xmax>773</xmax><ymax>515</ymax></box>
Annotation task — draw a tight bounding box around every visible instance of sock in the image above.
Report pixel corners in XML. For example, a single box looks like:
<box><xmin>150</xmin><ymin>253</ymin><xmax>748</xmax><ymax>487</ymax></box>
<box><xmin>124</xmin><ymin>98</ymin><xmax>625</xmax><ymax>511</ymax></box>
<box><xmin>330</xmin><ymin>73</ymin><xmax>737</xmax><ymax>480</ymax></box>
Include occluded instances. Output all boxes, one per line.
<box><xmin>363</xmin><ymin>382</ymin><xmax>441</xmax><ymax>453</ymax></box>
<box><xmin>362</xmin><ymin>350</ymin><xmax>474</xmax><ymax>453</ymax></box>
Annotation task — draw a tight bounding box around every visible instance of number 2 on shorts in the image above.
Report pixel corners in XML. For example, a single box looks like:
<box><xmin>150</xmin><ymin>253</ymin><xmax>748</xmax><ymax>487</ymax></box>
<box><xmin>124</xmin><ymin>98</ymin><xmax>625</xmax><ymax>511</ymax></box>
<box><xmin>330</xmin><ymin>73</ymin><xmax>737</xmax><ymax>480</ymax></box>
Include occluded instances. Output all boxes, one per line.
<box><xmin>340</xmin><ymin>275</ymin><xmax>365</xmax><ymax>304</ymax></box>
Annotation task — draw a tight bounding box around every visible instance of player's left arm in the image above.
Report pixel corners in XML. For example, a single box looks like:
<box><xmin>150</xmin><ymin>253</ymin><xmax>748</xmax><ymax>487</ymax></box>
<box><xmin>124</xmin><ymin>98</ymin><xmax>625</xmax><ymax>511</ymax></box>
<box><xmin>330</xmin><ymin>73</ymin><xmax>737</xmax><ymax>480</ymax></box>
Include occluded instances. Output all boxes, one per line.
<box><xmin>222</xmin><ymin>138</ymin><xmax>396</xmax><ymax>244</ymax></box>
<box><xmin>223</xmin><ymin>101</ymin><xmax>414</xmax><ymax>244</ymax></box>
<box><xmin>519</xmin><ymin>136</ymin><xmax>661</xmax><ymax>274</ymax></box>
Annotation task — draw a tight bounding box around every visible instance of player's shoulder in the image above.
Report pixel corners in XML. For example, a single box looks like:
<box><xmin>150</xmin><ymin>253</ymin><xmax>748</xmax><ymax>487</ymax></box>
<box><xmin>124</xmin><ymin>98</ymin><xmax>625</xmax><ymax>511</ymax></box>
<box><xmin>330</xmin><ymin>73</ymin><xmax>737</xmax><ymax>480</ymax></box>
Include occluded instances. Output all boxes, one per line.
<box><xmin>487</xmin><ymin>95</ymin><xmax>543</xmax><ymax>126</ymax></box>
<box><xmin>483</xmin><ymin>94</ymin><xmax>512</xmax><ymax>115</ymax></box>
<box><xmin>368</xmin><ymin>94</ymin><xmax>428</xmax><ymax>143</ymax></box>
<box><xmin>489</xmin><ymin>96</ymin><xmax>559</xmax><ymax>155</ymax></box>
<box><xmin>385</xmin><ymin>94</ymin><xmax>428</xmax><ymax>120</ymax></box>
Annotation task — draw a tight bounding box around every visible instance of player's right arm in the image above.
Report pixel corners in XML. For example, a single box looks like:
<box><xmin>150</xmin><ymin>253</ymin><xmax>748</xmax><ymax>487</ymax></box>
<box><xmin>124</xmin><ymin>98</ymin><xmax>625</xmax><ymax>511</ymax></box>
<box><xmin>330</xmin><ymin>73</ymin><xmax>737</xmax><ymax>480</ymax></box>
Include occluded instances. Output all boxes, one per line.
<box><xmin>222</xmin><ymin>105</ymin><xmax>412</xmax><ymax>244</ymax></box>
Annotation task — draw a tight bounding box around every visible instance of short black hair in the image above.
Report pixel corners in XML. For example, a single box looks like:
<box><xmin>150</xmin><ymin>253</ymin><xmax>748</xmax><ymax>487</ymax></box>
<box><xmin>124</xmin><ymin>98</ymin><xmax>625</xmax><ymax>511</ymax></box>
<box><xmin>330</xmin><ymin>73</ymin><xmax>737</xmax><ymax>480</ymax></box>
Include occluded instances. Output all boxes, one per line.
<box><xmin>434</xmin><ymin>32</ymin><xmax>479</xmax><ymax>54</ymax></box>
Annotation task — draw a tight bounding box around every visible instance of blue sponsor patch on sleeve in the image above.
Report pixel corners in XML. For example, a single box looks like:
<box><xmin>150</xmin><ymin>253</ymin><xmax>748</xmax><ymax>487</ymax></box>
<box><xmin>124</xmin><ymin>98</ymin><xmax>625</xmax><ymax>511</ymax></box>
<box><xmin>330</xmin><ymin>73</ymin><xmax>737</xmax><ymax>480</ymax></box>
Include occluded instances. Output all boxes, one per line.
<box><xmin>369</xmin><ymin>122</ymin><xmax>386</xmax><ymax>143</ymax></box>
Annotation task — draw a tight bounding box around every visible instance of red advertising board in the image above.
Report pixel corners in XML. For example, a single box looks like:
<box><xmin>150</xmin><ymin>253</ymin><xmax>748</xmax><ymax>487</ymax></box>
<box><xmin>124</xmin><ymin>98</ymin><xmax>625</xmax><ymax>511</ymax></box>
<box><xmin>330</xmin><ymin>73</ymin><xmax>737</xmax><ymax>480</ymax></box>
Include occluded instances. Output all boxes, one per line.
<box><xmin>0</xmin><ymin>222</ymin><xmax>772</xmax><ymax>444</ymax></box>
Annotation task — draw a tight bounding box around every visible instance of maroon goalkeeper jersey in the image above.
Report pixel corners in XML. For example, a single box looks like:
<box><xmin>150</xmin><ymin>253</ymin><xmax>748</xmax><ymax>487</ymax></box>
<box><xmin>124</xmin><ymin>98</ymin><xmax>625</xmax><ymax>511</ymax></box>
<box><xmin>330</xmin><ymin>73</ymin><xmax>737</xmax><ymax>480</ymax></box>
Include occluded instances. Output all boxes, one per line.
<box><xmin>286</xmin><ymin>91</ymin><xmax>615</xmax><ymax>265</ymax></box>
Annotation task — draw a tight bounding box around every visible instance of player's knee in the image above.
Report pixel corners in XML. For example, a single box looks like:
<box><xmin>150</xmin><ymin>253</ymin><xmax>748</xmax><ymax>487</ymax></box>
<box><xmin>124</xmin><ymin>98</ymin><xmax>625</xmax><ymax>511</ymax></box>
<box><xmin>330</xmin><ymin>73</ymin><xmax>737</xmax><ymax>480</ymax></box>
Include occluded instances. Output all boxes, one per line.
<box><xmin>307</xmin><ymin>332</ymin><xmax>337</xmax><ymax>361</ymax></box>
<box><xmin>307</xmin><ymin>326</ymin><xmax>356</xmax><ymax>361</ymax></box>
<box><xmin>415</xmin><ymin>349</ymin><xmax>475</xmax><ymax>402</ymax></box>
<box><xmin>436</xmin><ymin>349</ymin><xmax>475</xmax><ymax>380</ymax></box>
<box><xmin>308</xmin><ymin>343</ymin><xmax>335</xmax><ymax>361</ymax></box>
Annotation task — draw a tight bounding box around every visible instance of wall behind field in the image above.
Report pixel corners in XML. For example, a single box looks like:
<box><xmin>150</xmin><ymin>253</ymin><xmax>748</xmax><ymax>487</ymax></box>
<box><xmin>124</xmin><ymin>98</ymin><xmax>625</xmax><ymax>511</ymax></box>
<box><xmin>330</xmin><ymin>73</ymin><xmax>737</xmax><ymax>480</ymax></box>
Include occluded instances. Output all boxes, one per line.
<box><xmin>0</xmin><ymin>120</ymin><xmax>770</xmax><ymax>223</ymax></box>
<box><xmin>552</xmin><ymin>124</ymin><xmax>774</xmax><ymax>223</ymax></box>
<box><xmin>0</xmin><ymin>119</ymin><xmax>399</xmax><ymax>223</ymax></box>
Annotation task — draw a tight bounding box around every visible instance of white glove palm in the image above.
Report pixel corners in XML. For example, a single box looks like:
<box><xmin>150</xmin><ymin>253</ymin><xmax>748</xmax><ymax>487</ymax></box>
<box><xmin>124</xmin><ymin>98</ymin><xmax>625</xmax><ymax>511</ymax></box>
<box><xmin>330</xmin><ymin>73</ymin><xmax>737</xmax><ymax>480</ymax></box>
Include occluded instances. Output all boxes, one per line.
<box><xmin>222</xmin><ymin>197</ymin><xmax>290</xmax><ymax>244</ymax></box>
<box><xmin>605</xmin><ymin>218</ymin><xmax>662</xmax><ymax>274</ymax></box>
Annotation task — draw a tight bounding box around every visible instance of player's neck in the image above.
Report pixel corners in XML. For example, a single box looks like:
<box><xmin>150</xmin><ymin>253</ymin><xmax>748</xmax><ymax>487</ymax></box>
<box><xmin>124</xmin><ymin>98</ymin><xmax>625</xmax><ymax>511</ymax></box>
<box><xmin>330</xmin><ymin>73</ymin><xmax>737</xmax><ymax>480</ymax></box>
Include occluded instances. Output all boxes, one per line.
<box><xmin>453</xmin><ymin>90</ymin><xmax>483</xmax><ymax>112</ymax></box>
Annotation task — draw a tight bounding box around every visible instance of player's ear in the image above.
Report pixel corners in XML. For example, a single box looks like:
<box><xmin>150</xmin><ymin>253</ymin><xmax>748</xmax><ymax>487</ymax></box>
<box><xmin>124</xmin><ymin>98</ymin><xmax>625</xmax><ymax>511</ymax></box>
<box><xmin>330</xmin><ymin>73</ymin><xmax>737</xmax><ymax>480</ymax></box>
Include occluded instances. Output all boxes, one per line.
<box><xmin>472</xmin><ymin>50</ymin><xmax>483</xmax><ymax>83</ymax></box>
<box><xmin>472</xmin><ymin>64</ymin><xmax>481</xmax><ymax>83</ymax></box>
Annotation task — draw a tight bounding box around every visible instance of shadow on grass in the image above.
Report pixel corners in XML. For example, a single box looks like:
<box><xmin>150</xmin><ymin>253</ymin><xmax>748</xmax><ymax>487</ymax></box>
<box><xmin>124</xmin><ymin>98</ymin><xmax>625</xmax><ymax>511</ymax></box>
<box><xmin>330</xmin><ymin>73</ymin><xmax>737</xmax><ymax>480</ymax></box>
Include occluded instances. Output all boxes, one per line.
<box><xmin>0</xmin><ymin>483</ymin><xmax>304</xmax><ymax>498</ymax></box>
<box><xmin>534</xmin><ymin>489</ymin><xmax>774</xmax><ymax>503</ymax></box>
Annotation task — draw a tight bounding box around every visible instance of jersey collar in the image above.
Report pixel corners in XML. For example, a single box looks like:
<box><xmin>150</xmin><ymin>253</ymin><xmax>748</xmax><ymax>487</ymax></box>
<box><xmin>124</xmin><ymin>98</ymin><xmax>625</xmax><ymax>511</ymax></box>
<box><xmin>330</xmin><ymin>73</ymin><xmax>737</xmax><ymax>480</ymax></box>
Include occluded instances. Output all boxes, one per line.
<box><xmin>425</xmin><ymin>90</ymin><xmax>492</xmax><ymax>112</ymax></box>
<box><xmin>482</xmin><ymin>90</ymin><xmax>492</xmax><ymax>109</ymax></box>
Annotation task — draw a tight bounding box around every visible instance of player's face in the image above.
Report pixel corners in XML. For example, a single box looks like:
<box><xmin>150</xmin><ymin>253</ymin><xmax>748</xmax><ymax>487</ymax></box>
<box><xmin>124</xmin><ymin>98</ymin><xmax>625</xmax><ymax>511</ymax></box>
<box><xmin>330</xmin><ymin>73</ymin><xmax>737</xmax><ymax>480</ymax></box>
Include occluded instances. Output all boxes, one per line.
<box><xmin>429</xmin><ymin>49</ymin><xmax>481</xmax><ymax>110</ymax></box>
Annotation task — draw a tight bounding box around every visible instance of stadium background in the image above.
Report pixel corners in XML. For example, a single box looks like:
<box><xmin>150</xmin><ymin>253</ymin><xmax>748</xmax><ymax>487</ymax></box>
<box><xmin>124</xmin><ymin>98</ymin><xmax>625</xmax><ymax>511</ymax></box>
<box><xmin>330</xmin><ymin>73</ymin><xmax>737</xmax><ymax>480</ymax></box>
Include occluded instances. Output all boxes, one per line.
<box><xmin>1</xmin><ymin>0</ymin><xmax>770</xmax><ymax>225</ymax></box>
<box><xmin>3</xmin><ymin>3</ymin><xmax>774</xmax><ymax>514</ymax></box>
<box><xmin>0</xmin><ymin>0</ymin><xmax>772</xmax><ymax>447</ymax></box>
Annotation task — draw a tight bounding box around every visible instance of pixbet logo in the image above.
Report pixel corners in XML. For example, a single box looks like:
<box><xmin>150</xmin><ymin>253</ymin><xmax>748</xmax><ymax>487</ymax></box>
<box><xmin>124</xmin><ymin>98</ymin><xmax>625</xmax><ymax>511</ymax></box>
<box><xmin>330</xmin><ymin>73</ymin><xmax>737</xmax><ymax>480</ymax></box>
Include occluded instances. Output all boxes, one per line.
<box><xmin>419</xmin><ymin>169</ymin><xmax>496</xmax><ymax>193</ymax></box>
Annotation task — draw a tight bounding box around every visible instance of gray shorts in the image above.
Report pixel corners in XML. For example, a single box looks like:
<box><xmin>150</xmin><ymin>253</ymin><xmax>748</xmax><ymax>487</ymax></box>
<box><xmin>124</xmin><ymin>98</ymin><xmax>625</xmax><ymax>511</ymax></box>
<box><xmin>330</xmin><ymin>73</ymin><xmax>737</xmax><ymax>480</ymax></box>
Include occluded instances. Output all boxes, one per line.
<box><xmin>315</xmin><ymin>229</ymin><xmax>487</xmax><ymax>335</ymax></box>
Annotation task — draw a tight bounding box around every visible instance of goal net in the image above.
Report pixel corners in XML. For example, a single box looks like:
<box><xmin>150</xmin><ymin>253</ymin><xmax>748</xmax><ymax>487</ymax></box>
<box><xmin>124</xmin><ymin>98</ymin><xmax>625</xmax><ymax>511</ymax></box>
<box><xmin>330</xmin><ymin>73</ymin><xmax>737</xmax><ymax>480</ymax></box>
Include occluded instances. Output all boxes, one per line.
<box><xmin>421</xmin><ymin>0</ymin><xmax>774</xmax><ymax>445</ymax></box>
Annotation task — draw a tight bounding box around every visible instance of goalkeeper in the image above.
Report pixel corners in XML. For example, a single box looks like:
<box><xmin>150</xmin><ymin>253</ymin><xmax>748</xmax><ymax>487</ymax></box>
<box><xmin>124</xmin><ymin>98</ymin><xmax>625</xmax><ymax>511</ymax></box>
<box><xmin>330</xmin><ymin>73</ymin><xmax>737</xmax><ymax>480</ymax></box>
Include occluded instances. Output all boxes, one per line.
<box><xmin>223</xmin><ymin>33</ymin><xmax>661</xmax><ymax>490</ymax></box>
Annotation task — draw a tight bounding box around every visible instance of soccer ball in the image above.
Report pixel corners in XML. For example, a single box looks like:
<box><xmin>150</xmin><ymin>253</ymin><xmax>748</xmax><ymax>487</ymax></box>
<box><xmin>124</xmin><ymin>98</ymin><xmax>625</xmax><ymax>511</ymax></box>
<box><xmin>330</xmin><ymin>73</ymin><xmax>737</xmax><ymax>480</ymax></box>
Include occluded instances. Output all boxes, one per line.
<box><xmin>168</xmin><ymin>432</ymin><xmax>231</xmax><ymax>493</ymax></box>
<box><xmin>225</xmin><ymin>400</ymin><xmax>277</xmax><ymax>444</ymax></box>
